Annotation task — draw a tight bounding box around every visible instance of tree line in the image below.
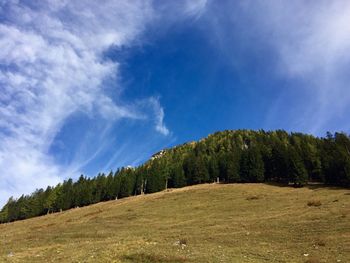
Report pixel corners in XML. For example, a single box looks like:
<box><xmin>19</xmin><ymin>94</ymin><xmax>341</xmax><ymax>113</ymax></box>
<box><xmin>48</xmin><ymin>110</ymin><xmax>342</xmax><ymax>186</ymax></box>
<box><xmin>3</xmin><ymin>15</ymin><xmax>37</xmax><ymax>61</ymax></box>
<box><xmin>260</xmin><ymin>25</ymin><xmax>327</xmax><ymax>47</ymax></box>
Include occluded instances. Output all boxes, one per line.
<box><xmin>1</xmin><ymin>130</ymin><xmax>349</xmax><ymax>223</ymax></box>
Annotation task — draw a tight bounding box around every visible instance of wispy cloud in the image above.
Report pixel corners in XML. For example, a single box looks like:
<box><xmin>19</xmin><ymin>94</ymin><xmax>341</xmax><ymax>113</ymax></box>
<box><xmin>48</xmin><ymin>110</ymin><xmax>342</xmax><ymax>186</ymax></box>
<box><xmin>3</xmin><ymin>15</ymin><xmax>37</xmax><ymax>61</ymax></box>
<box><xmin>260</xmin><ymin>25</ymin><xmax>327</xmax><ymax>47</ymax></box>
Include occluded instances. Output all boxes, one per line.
<box><xmin>0</xmin><ymin>0</ymin><xmax>150</xmax><ymax>206</ymax></box>
<box><xmin>146</xmin><ymin>97</ymin><xmax>170</xmax><ymax>136</ymax></box>
<box><xmin>201</xmin><ymin>0</ymin><xmax>350</xmax><ymax>134</ymax></box>
<box><xmin>0</xmin><ymin>0</ymin><xmax>208</xmax><ymax>207</ymax></box>
<box><xmin>184</xmin><ymin>0</ymin><xmax>208</xmax><ymax>18</ymax></box>
<box><xmin>256</xmin><ymin>1</ymin><xmax>350</xmax><ymax>133</ymax></box>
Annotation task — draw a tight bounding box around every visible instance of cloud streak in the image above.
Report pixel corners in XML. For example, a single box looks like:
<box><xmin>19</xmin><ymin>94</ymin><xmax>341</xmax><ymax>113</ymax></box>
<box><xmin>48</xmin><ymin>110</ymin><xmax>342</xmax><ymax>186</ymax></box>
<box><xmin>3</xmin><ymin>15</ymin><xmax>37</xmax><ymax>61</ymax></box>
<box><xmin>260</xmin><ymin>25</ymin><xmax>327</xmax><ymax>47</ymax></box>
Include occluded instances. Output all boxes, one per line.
<box><xmin>260</xmin><ymin>1</ymin><xmax>350</xmax><ymax>133</ymax></box>
<box><xmin>0</xmin><ymin>0</ymin><xmax>209</xmax><ymax>207</ymax></box>
<box><xmin>201</xmin><ymin>0</ymin><xmax>350</xmax><ymax>134</ymax></box>
<box><xmin>0</xmin><ymin>0</ymin><xmax>160</xmax><ymax>207</ymax></box>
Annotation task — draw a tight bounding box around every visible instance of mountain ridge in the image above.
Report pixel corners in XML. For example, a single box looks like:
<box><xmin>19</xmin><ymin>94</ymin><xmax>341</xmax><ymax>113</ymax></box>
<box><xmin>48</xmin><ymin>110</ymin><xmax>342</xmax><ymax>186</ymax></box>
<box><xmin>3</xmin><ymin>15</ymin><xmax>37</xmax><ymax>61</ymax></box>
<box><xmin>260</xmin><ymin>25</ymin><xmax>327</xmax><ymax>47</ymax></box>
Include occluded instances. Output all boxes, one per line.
<box><xmin>1</xmin><ymin>129</ymin><xmax>349</xmax><ymax>223</ymax></box>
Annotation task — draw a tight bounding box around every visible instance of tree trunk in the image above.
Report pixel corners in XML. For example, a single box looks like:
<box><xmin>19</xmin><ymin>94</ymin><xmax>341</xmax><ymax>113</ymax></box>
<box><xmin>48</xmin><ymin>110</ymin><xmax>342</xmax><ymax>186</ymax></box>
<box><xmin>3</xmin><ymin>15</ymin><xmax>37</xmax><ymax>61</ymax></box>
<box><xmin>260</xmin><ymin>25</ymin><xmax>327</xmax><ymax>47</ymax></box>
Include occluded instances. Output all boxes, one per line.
<box><xmin>140</xmin><ymin>180</ymin><xmax>144</xmax><ymax>195</ymax></box>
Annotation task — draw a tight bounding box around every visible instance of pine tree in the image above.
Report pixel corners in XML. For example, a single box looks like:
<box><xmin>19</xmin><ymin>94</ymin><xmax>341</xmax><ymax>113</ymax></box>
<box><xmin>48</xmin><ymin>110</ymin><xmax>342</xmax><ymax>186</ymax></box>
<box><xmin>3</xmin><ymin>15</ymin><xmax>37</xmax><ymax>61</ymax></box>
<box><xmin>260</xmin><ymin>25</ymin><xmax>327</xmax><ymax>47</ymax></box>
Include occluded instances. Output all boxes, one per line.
<box><xmin>208</xmin><ymin>157</ymin><xmax>219</xmax><ymax>182</ymax></box>
<box><xmin>105</xmin><ymin>171</ymin><xmax>115</xmax><ymax>200</ymax></box>
<box><xmin>226</xmin><ymin>151</ymin><xmax>241</xmax><ymax>182</ymax></box>
<box><xmin>240</xmin><ymin>147</ymin><xmax>264</xmax><ymax>182</ymax></box>
<box><xmin>288</xmin><ymin>148</ymin><xmax>308</xmax><ymax>186</ymax></box>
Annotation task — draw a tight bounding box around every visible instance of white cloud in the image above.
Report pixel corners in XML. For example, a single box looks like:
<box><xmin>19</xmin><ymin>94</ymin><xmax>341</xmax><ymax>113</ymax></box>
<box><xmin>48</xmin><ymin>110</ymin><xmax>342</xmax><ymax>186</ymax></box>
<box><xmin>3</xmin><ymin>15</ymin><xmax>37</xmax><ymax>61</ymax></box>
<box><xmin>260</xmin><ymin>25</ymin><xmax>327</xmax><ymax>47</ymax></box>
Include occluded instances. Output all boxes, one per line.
<box><xmin>253</xmin><ymin>1</ymin><xmax>350</xmax><ymax>133</ymax></box>
<box><xmin>250</xmin><ymin>1</ymin><xmax>350</xmax><ymax>77</ymax></box>
<box><xmin>184</xmin><ymin>0</ymin><xmax>208</xmax><ymax>18</ymax></box>
<box><xmin>149</xmin><ymin>97</ymin><xmax>170</xmax><ymax>136</ymax></box>
<box><xmin>202</xmin><ymin>1</ymin><xmax>350</xmax><ymax>134</ymax></box>
<box><xmin>0</xmin><ymin>0</ymin><xmax>208</xmax><ymax>207</ymax></box>
<box><xmin>0</xmin><ymin>0</ymin><xmax>154</xmax><ymax>207</ymax></box>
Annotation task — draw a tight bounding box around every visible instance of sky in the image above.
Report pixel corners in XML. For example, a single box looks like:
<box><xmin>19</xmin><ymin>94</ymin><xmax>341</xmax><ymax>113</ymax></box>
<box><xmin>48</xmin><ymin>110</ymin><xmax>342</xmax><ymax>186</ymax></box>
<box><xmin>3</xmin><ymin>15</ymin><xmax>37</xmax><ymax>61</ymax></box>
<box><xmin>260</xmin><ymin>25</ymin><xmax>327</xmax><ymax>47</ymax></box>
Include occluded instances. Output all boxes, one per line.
<box><xmin>1</xmin><ymin>0</ymin><xmax>350</xmax><ymax>207</ymax></box>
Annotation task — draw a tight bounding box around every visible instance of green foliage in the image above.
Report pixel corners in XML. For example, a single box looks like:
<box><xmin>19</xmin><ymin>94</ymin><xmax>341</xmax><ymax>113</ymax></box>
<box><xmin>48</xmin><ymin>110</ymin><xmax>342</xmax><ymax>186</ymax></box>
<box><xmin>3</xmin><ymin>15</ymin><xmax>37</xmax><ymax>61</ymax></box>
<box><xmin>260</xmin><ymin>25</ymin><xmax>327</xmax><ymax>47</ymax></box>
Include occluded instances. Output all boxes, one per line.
<box><xmin>240</xmin><ymin>146</ymin><xmax>264</xmax><ymax>183</ymax></box>
<box><xmin>145</xmin><ymin>160</ymin><xmax>167</xmax><ymax>193</ymax></box>
<box><xmin>118</xmin><ymin>168</ymin><xmax>136</xmax><ymax>198</ymax></box>
<box><xmin>288</xmin><ymin>148</ymin><xmax>308</xmax><ymax>186</ymax></box>
<box><xmin>169</xmin><ymin>164</ymin><xmax>187</xmax><ymax>188</ymax></box>
<box><xmin>2</xmin><ymin>129</ymin><xmax>350</xmax><ymax>223</ymax></box>
<box><xmin>226</xmin><ymin>151</ymin><xmax>241</xmax><ymax>182</ymax></box>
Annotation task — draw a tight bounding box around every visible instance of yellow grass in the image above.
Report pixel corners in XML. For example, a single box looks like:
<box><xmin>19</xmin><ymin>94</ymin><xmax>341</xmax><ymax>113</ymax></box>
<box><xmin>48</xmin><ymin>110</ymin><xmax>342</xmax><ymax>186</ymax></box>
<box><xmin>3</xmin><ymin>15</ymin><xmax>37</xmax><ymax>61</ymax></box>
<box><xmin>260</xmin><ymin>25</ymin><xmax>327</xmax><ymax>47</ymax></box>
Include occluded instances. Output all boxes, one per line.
<box><xmin>0</xmin><ymin>183</ymin><xmax>349</xmax><ymax>262</ymax></box>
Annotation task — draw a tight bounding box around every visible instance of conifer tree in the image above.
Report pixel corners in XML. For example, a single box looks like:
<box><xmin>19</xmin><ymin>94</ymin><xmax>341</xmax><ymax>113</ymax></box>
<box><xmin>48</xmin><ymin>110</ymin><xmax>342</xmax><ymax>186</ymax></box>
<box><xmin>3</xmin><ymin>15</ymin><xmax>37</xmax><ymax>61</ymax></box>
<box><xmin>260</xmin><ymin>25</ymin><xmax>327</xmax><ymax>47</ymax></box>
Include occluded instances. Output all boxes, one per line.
<box><xmin>288</xmin><ymin>148</ymin><xmax>308</xmax><ymax>186</ymax></box>
<box><xmin>240</xmin><ymin>146</ymin><xmax>264</xmax><ymax>182</ymax></box>
<box><xmin>226</xmin><ymin>150</ymin><xmax>241</xmax><ymax>182</ymax></box>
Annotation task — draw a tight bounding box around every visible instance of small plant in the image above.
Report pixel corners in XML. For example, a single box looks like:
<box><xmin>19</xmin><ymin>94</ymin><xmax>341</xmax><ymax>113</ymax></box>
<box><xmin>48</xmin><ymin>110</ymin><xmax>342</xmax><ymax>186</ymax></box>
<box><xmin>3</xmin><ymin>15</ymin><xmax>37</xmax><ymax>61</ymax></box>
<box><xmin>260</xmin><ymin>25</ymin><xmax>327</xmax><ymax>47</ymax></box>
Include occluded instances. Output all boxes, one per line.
<box><xmin>316</xmin><ymin>239</ymin><xmax>326</xmax><ymax>247</ymax></box>
<box><xmin>179</xmin><ymin>238</ymin><xmax>187</xmax><ymax>245</ymax></box>
<box><xmin>246</xmin><ymin>195</ymin><xmax>259</xmax><ymax>200</ymax></box>
<box><xmin>307</xmin><ymin>200</ymin><xmax>321</xmax><ymax>207</ymax></box>
<box><xmin>173</xmin><ymin>238</ymin><xmax>188</xmax><ymax>249</ymax></box>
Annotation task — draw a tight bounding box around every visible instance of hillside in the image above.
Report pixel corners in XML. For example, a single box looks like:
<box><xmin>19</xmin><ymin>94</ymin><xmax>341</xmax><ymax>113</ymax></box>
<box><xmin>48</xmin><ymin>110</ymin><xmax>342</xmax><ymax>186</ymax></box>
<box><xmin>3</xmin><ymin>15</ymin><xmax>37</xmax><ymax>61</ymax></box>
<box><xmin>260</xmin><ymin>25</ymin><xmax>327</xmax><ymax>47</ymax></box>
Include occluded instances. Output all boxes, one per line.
<box><xmin>2</xmin><ymin>130</ymin><xmax>350</xmax><ymax>224</ymax></box>
<box><xmin>1</xmin><ymin>183</ymin><xmax>349</xmax><ymax>263</ymax></box>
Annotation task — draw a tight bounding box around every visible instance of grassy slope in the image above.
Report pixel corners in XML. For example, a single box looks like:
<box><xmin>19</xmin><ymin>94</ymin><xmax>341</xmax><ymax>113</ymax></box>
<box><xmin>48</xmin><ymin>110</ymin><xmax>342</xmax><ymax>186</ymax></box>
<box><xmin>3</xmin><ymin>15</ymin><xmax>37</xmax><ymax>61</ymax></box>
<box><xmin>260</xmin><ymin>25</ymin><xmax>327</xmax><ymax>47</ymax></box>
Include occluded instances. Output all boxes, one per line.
<box><xmin>0</xmin><ymin>184</ymin><xmax>349</xmax><ymax>263</ymax></box>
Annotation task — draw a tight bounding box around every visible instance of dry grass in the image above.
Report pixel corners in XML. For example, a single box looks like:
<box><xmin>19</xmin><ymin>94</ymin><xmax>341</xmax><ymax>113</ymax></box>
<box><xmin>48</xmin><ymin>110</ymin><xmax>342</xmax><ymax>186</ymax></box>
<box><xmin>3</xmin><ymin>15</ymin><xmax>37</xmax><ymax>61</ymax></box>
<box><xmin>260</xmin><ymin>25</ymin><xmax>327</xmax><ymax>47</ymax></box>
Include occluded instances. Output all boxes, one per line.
<box><xmin>304</xmin><ymin>257</ymin><xmax>321</xmax><ymax>263</ymax></box>
<box><xmin>0</xmin><ymin>183</ymin><xmax>349</xmax><ymax>263</ymax></box>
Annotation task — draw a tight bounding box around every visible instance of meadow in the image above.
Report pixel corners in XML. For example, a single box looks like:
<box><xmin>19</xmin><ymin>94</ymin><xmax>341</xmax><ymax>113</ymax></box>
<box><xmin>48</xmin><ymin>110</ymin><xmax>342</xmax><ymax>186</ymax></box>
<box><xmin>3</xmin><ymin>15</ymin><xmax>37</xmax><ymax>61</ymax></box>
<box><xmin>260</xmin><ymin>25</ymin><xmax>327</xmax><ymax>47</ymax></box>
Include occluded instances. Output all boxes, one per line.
<box><xmin>1</xmin><ymin>183</ymin><xmax>349</xmax><ymax>262</ymax></box>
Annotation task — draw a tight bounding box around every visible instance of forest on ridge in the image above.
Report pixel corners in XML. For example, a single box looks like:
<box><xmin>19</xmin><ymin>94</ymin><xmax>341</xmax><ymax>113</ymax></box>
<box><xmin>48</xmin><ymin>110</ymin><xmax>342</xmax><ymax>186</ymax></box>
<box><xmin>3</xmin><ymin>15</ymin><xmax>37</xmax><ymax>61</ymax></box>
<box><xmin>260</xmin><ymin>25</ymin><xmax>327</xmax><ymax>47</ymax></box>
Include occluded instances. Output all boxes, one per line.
<box><xmin>1</xmin><ymin>129</ymin><xmax>349</xmax><ymax>223</ymax></box>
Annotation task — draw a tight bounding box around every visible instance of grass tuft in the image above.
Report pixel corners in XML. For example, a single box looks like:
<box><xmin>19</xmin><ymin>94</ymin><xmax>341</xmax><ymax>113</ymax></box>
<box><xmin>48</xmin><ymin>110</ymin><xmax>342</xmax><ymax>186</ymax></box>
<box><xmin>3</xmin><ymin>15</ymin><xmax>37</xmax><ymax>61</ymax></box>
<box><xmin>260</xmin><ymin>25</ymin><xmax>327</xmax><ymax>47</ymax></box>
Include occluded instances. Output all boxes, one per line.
<box><xmin>246</xmin><ymin>195</ymin><xmax>260</xmax><ymax>200</ymax></box>
<box><xmin>316</xmin><ymin>239</ymin><xmax>326</xmax><ymax>247</ymax></box>
<box><xmin>307</xmin><ymin>200</ymin><xmax>322</xmax><ymax>207</ymax></box>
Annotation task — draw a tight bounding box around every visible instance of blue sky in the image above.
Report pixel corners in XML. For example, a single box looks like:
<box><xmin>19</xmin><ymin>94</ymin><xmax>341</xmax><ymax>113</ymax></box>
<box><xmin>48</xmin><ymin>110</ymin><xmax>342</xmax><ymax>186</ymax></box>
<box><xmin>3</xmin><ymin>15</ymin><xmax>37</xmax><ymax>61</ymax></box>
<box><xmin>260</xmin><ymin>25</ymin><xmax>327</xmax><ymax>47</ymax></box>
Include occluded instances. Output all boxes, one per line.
<box><xmin>1</xmin><ymin>0</ymin><xmax>350</xmax><ymax>206</ymax></box>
